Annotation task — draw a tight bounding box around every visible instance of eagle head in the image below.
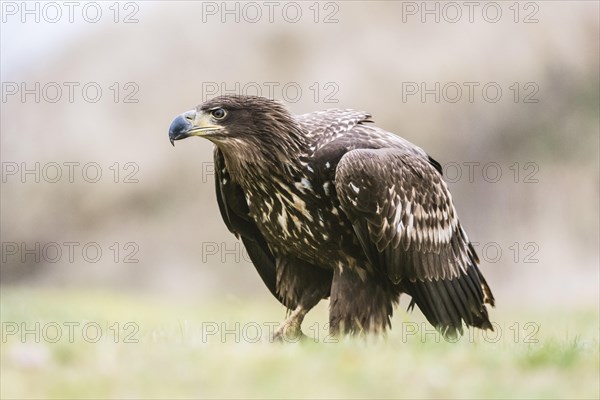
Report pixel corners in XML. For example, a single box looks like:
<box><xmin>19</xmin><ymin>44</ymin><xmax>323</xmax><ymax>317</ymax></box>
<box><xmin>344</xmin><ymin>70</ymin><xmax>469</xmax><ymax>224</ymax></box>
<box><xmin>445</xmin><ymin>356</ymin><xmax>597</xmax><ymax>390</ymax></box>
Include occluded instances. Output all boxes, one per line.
<box><xmin>169</xmin><ymin>95</ymin><xmax>303</xmax><ymax>145</ymax></box>
<box><xmin>169</xmin><ymin>95</ymin><xmax>306</xmax><ymax>178</ymax></box>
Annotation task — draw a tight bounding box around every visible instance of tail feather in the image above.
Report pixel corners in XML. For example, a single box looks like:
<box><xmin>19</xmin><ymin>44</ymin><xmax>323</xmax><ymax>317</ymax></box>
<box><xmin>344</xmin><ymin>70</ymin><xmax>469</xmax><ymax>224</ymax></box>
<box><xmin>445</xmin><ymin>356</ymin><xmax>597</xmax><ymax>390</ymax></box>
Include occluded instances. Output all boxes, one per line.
<box><xmin>406</xmin><ymin>263</ymin><xmax>494</xmax><ymax>338</ymax></box>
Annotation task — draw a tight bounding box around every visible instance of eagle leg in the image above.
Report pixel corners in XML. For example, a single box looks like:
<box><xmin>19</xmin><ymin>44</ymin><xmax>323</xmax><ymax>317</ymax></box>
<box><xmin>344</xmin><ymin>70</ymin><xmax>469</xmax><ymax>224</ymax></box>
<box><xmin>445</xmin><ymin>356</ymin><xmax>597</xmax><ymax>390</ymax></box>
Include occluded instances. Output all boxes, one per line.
<box><xmin>272</xmin><ymin>304</ymin><xmax>308</xmax><ymax>342</ymax></box>
<box><xmin>329</xmin><ymin>266</ymin><xmax>400</xmax><ymax>335</ymax></box>
<box><xmin>271</xmin><ymin>256</ymin><xmax>332</xmax><ymax>342</ymax></box>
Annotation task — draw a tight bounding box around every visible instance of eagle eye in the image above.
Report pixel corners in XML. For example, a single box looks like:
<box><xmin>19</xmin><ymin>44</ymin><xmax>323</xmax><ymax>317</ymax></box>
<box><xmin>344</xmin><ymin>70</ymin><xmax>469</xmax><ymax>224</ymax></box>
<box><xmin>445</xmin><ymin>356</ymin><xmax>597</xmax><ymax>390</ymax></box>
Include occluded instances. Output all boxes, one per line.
<box><xmin>211</xmin><ymin>108</ymin><xmax>227</xmax><ymax>120</ymax></box>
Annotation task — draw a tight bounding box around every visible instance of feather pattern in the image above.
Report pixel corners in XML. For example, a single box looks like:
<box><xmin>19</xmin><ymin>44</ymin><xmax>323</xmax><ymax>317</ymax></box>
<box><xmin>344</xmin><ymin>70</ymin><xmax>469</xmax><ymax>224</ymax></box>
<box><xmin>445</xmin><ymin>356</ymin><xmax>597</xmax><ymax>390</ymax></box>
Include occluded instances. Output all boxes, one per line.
<box><xmin>335</xmin><ymin>147</ymin><xmax>494</xmax><ymax>336</ymax></box>
<box><xmin>173</xmin><ymin>95</ymin><xmax>494</xmax><ymax>338</ymax></box>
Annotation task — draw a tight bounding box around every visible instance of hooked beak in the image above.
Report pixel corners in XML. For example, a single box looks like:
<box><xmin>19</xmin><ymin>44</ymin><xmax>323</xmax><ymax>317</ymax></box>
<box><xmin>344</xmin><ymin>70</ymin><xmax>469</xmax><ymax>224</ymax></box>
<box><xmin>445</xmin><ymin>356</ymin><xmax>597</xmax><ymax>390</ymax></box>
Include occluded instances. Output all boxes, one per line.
<box><xmin>168</xmin><ymin>110</ymin><xmax>223</xmax><ymax>146</ymax></box>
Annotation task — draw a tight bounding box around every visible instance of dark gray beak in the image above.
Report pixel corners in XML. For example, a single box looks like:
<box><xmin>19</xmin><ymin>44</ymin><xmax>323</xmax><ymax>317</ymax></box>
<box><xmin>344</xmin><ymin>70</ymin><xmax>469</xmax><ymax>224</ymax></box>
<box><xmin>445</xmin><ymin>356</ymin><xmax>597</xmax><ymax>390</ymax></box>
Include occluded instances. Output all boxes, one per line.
<box><xmin>168</xmin><ymin>114</ymin><xmax>193</xmax><ymax>146</ymax></box>
<box><xmin>168</xmin><ymin>109</ymin><xmax>223</xmax><ymax>146</ymax></box>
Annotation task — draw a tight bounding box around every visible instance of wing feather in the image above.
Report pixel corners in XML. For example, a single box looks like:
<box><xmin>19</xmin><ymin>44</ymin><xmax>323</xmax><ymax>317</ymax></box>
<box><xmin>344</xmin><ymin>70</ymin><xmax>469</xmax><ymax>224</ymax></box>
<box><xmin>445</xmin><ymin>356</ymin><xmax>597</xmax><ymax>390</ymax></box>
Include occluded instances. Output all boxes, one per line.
<box><xmin>335</xmin><ymin>147</ymin><xmax>494</xmax><ymax>336</ymax></box>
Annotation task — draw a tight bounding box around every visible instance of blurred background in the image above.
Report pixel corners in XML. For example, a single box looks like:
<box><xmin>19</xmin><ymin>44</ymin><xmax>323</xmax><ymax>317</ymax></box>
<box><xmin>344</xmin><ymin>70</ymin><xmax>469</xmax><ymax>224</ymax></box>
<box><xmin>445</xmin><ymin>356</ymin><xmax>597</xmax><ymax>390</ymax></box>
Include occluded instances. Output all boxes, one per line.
<box><xmin>2</xmin><ymin>1</ymin><xmax>597</xmax><ymax>307</ymax></box>
<box><xmin>1</xmin><ymin>1</ymin><xmax>599</xmax><ymax>398</ymax></box>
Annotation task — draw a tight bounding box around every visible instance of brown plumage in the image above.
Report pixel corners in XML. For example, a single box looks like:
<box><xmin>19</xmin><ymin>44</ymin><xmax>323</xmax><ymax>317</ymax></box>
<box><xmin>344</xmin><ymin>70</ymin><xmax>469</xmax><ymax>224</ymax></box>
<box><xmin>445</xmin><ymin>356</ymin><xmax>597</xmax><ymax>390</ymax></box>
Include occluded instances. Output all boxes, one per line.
<box><xmin>169</xmin><ymin>95</ymin><xmax>494</xmax><ymax>339</ymax></box>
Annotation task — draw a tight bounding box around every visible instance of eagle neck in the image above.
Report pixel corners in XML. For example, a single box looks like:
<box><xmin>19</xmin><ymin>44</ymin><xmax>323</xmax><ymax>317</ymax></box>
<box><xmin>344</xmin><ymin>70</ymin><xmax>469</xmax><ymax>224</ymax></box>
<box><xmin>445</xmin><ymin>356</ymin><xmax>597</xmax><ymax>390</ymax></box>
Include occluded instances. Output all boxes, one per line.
<box><xmin>220</xmin><ymin>124</ymin><xmax>309</xmax><ymax>191</ymax></box>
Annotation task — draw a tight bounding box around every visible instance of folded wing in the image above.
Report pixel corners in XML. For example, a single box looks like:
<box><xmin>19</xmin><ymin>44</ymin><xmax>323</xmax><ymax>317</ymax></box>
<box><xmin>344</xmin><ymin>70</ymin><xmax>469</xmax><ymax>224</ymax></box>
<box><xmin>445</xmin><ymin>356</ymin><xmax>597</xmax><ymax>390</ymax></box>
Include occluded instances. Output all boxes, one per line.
<box><xmin>335</xmin><ymin>148</ymin><xmax>494</xmax><ymax>337</ymax></box>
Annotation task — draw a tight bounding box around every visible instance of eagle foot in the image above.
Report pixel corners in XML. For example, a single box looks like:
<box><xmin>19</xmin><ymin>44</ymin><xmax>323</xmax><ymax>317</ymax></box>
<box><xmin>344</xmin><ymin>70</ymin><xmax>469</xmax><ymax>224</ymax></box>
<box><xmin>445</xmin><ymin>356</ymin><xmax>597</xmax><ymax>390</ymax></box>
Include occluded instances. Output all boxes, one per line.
<box><xmin>272</xmin><ymin>323</ymin><xmax>306</xmax><ymax>343</ymax></box>
<box><xmin>271</xmin><ymin>305</ymin><xmax>308</xmax><ymax>343</ymax></box>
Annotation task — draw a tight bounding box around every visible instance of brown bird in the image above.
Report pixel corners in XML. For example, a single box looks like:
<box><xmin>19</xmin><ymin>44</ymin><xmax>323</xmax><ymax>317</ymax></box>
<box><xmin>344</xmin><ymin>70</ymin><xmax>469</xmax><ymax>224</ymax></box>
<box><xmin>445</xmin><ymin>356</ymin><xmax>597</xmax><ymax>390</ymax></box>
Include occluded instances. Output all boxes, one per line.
<box><xmin>169</xmin><ymin>95</ymin><xmax>494</xmax><ymax>340</ymax></box>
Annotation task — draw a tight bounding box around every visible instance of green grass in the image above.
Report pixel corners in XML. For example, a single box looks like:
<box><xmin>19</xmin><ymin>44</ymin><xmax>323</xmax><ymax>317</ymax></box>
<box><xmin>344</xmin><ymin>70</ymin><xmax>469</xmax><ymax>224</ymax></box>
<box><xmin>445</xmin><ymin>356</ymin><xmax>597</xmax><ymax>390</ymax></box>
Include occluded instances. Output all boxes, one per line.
<box><xmin>1</xmin><ymin>288</ymin><xmax>598</xmax><ymax>399</ymax></box>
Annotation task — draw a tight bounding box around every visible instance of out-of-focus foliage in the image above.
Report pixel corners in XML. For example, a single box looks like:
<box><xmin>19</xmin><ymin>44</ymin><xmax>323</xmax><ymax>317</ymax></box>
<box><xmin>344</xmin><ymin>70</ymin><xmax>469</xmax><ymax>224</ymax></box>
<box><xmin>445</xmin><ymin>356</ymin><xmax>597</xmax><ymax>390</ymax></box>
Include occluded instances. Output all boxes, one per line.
<box><xmin>1</xmin><ymin>288</ymin><xmax>598</xmax><ymax>399</ymax></box>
